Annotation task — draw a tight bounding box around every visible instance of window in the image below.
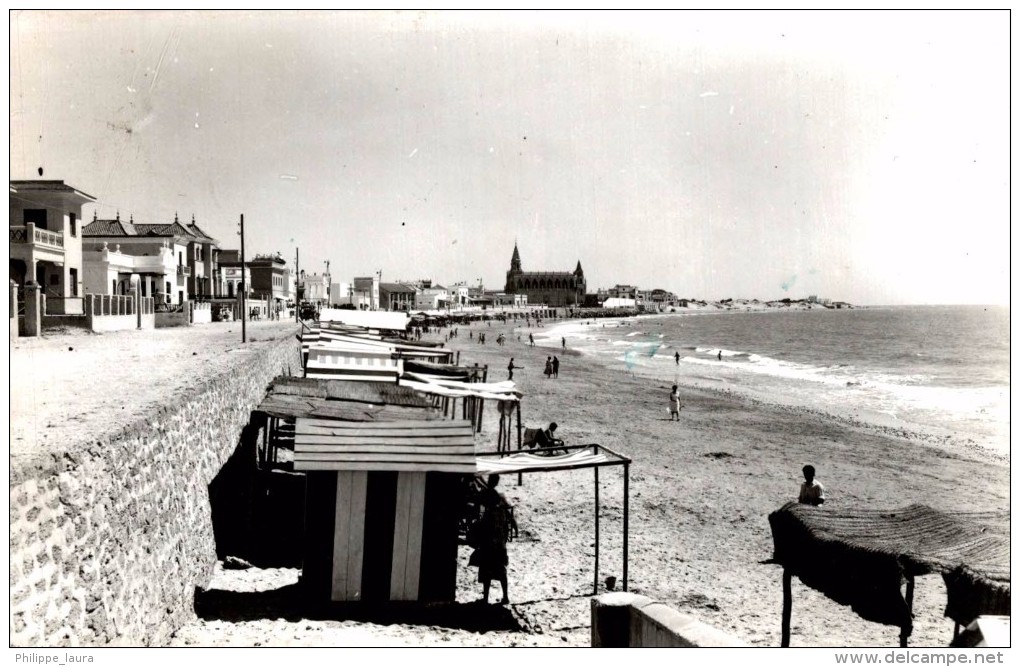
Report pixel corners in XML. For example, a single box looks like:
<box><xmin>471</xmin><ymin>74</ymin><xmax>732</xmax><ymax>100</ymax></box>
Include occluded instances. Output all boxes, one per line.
<box><xmin>24</xmin><ymin>209</ymin><xmax>46</xmax><ymax>228</ymax></box>
<box><xmin>70</xmin><ymin>213</ymin><xmax>77</xmax><ymax>237</ymax></box>
<box><xmin>69</xmin><ymin>268</ymin><xmax>78</xmax><ymax>296</ymax></box>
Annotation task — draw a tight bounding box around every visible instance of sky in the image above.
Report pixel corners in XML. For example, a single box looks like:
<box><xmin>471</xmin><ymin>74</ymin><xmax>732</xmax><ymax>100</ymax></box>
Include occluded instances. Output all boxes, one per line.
<box><xmin>8</xmin><ymin>10</ymin><xmax>1011</xmax><ymax>305</ymax></box>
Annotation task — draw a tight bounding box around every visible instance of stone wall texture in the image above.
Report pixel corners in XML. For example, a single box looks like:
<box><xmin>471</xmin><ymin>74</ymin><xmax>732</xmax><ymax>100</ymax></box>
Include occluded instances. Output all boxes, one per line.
<box><xmin>9</xmin><ymin>335</ymin><xmax>302</xmax><ymax>647</ymax></box>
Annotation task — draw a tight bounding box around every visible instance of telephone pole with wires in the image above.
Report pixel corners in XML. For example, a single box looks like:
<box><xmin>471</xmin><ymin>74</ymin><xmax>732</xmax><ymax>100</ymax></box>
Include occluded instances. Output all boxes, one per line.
<box><xmin>239</xmin><ymin>214</ymin><xmax>246</xmax><ymax>343</ymax></box>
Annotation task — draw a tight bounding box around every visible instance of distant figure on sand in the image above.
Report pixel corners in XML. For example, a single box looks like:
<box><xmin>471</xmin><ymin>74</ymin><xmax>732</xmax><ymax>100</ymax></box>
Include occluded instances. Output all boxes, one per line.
<box><xmin>544</xmin><ymin>357</ymin><xmax>553</xmax><ymax>378</ymax></box>
<box><xmin>798</xmin><ymin>465</ymin><xmax>826</xmax><ymax>506</ymax></box>
<box><xmin>507</xmin><ymin>358</ymin><xmax>517</xmax><ymax>381</ymax></box>
<box><xmin>529</xmin><ymin>333</ymin><xmax>535</xmax><ymax>347</ymax></box>
<box><xmin>675</xmin><ymin>351</ymin><xmax>680</xmax><ymax>365</ymax></box>
<box><xmin>562</xmin><ymin>337</ymin><xmax>566</xmax><ymax>349</ymax></box>
<box><xmin>468</xmin><ymin>475</ymin><xmax>517</xmax><ymax>604</ymax></box>
<box><xmin>717</xmin><ymin>350</ymin><xmax>722</xmax><ymax>361</ymax></box>
<box><xmin>552</xmin><ymin>356</ymin><xmax>559</xmax><ymax>378</ymax></box>
<box><xmin>669</xmin><ymin>385</ymin><xmax>681</xmax><ymax>421</ymax></box>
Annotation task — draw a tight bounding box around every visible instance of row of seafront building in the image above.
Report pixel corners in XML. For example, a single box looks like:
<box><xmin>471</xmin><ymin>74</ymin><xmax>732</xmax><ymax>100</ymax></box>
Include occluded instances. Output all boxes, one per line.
<box><xmin>9</xmin><ymin>178</ymin><xmax>691</xmax><ymax>336</ymax></box>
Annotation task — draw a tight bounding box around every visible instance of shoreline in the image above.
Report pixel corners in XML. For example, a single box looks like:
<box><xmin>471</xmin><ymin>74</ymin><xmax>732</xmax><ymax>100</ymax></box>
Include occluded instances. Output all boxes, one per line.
<box><xmin>530</xmin><ymin>312</ymin><xmax>1009</xmax><ymax>466</ymax></box>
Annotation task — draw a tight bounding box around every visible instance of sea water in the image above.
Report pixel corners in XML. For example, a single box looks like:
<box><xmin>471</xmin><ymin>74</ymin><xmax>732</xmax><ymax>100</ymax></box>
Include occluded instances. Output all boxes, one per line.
<box><xmin>538</xmin><ymin>305</ymin><xmax>1010</xmax><ymax>458</ymax></box>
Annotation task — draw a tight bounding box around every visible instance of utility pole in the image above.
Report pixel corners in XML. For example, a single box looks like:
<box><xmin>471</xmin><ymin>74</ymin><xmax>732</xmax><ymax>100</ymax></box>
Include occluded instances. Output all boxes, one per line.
<box><xmin>295</xmin><ymin>247</ymin><xmax>300</xmax><ymax>322</ymax></box>
<box><xmin>239</xmin><ymin>214</ymin><xmax>247</xmax><ymax>343</ymax></box>
<box><xmin>324</xmin><ymin>260</ymin><xmax>330</xmax><ymax>307</ymax></box>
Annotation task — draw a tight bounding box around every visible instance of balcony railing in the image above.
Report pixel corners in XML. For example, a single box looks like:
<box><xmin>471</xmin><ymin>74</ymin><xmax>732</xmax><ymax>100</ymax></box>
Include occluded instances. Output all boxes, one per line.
<box><xmin>177</xmin><ymin>266</ymin><xmax>191</xmax><ymax>277</ymax></box>
<box><xmin>9</xmin><ymin>225</ymin><xmax>64</xmax><ymax>249</ymax></box>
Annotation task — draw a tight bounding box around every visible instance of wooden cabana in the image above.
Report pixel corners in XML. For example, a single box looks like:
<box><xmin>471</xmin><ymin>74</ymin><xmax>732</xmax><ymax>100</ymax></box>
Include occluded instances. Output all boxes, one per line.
<box><xmin>301</xmin><ymin>325</ymin><xmax>456</xmax><ymax>372</ymax></box>
<box><xmin>255</xmin><ymin>375</ymin><xmax>631</xmax><ymax>605</ymax></box>
<box><xmin>295</xmin><ymin>417</ymin><xmax>478</xmax><ymax>603</ymax></box>
<box><xmin>255</xmin><ymin>376</ymin><xmax>441</xmax><ymax>467</ymax></box>
<box><xmin>768</xmin><ymin>503</ymin><xmax>1010</xmax><ymax>647</ymax></box>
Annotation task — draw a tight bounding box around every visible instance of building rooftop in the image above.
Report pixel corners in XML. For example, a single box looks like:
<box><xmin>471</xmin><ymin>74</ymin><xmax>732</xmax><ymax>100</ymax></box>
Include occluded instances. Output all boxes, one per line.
<box><xmin>380</xmin><ymin>282</ymin><xmax>418</xmax><ymax>294</ymax></box>
<box><xmin>10</xmin><ymin>179</ymin><xmax>96</xmax><ymax>202</ymax></box>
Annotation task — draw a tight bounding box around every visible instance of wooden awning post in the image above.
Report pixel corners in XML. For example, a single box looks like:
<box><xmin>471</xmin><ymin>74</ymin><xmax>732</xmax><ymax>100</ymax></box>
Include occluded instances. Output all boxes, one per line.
<box><xmin>622</xmin><ymin>461</ymin><xmax>629</xmax><ymax>591</ymax></box>
<box><xmin>781</xmin><ymin>569</ymin><xmax>793</xmax><ymax>647</ymax></box>
<box><xmin>516</xmin><ymin>402</ymin><xmax>523</xmax><ymax>486</ymax></box>
<box><xmin>497</xmin><ymin>410</ymin><xmax>505</xmax><ymax>453</ymax></box>
<box><xmin>516</xmin><ymin>402</ymin><xmax>522</xmax><ymax>451</ymax></box>
<box><xmin>594</xmin><ymin>456</ymin><xmax>600</xmax><ymax>596</ymax></box>
<box><xmin>900</xmin><ymin>576</ymin><xmax>915</xmax><ymax>647</ymax></box>
<box><xmin>477</xmin><ymin>365</ymin><xmax>488</xmax><ymax>433</ymax></box>
<box><xmin>260</xmin><ymin>415</ymin><xmax>269</xmax><ymax>467</ymax></box>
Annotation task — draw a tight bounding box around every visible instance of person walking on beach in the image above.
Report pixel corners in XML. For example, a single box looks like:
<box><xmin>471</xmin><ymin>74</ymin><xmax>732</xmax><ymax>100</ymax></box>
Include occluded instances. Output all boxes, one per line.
<box><xmin>544</xmin><ymin>357</ymin><xmax>553</xmax><ymax>378</ymax></box>
<box><xmin>507</xmin><ymin>358</ymin><xmax>518</xmax><ymax>381</ymax></box>
<box><xmin>552</xmin><ymin>355</ymin><xmax>559</xmax><ymax>378</ymax></box>
<box><xmin>669</xmin><ymin>385</ymin><xmax>681</xmax><ymax>421</ymax></box>
<box><xmin>529</xmin><ymin>333</ymin><xmax>535</xmax><ymax>347</ymax></box>
<box><xmin>468</xmin><ymin>475</ymin><xmax>517</xmax><ymax>604</ymax></box>
<box><xmin>675</xmin><ymin>351</ymin><xmax>680</xmax><ymax>365</ymax></box>
<box><xmin>798</xmin><ymin>465</ymin><xmax>826</xmax><ymax>506</ymax></box>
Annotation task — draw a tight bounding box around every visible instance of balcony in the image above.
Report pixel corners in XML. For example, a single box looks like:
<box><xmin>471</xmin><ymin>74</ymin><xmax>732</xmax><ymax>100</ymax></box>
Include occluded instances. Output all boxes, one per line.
<box><xmin>10</xmin><ymin>225</ymin><xmax>64</xmax><ymax>250</ymax></box>
<box><xmin>177</xmin><ymin>265</ymin><xmax>191</xmax><ymax>277</ymax></box>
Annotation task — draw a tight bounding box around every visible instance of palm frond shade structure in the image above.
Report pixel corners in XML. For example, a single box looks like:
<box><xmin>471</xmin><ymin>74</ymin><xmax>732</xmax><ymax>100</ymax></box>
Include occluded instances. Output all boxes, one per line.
<box><xmin>768</xmin><ymin>503</ymin><xmax>1009</xmax><ymax>647</ymax></box>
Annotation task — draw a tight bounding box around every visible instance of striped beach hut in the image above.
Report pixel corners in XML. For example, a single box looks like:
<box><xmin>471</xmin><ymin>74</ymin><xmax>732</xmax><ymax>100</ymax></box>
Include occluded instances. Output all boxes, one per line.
<box><xmin>305</xmin><ymin>347</ymin><xmax>404</xmax><ymax>382</ymax></box>
<box><xmin>295</xmin><ymin>417</ymin><xmax>478</xmax><ymax>603</ymax></box>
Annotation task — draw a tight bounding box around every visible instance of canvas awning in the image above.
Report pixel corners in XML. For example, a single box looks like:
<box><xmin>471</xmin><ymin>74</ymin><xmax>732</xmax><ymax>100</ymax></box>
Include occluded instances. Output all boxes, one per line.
<box><xmin>305</xmin><ymin>347</ymin><xmax>404</xmax><ymax>382</ymax></box>
<box><xmin>475</xmin><ymin>448</ymin><xmax>616</xmax><ymax>474</ymax></box>
<box><xmin>318</xmin><ymin>308</ymin><xmax>409</xmax><ymax>331</ymax></box>
<box><xmin>400</xmin><ymin>374</ymin><xmax>523</xmax><ymax>401</ymax></box>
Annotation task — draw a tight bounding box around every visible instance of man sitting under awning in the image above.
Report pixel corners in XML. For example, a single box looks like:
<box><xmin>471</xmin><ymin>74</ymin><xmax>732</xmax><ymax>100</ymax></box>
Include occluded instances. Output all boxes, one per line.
<box><xmin>533</xmin><ymin>422</ymin><xmax>568</xmax><ymax>455</ymax></box>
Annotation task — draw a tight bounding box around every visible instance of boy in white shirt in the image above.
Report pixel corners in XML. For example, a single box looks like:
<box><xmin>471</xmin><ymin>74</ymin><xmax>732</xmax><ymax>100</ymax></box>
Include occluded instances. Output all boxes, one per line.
<box><xmin>798</xmin><ymin>465</ymin><xmax>826</xmax><ymax>506</ymax></box>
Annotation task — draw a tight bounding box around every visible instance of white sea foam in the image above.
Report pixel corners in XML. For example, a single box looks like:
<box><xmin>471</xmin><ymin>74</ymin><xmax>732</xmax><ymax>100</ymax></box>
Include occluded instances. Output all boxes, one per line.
<box><xmin>539</xmin><ymin>308</ymin><xmax>1009</xmax><ymax>457</ymax></box>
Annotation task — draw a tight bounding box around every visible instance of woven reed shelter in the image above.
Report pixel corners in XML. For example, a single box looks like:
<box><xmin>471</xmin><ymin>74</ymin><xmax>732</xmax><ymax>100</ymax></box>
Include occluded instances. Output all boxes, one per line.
<box><xmin>768</xmin><ymin>502</ymin><xmax>1010</xmax><ymax>647</ymax></box>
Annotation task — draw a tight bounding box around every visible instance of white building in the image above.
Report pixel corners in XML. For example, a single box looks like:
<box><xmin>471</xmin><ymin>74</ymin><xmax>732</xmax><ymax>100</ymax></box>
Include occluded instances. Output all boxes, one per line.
<box><xmin>352</xmin><ymin>275</ymin><xmax>380</xmax><ymax>310</ymax></box>
<box><xmin>414</xmin><ymin>284</ymin><xmax>449</xmax><ymax>310</ymax></box>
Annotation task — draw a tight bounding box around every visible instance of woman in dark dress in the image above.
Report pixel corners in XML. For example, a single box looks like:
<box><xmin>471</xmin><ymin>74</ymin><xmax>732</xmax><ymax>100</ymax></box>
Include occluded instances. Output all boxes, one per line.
<box><xmin>469</xmin><ymin>475</ymin><xmax>518</xmax><ymax>604</ymax></box>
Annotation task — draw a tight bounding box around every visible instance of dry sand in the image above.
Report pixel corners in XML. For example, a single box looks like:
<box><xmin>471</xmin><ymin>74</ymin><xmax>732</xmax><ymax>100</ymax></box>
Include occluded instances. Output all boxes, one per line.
<box><xmin>9</xmin><ymin>316</ymin><xmax>1010</xmax><ymax>648</ymax></box>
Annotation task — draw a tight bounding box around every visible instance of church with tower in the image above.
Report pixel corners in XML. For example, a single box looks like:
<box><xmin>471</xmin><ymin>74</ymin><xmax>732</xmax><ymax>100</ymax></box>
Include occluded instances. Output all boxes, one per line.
<box><xmin>504</xmin><ymin>243</ymin><xmax>586</xmax><ymax>307</ymax></box>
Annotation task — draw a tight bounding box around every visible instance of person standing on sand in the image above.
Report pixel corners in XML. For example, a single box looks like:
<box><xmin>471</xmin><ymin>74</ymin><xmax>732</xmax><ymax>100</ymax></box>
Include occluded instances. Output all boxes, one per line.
<box><xmin>507</xmin><ymin>358</ymin><xmax>517</xmax><ymax>381</ymax></box>
<box><xmin>544</xmin><ymin>357</ymin><xmax>552</xmax><ymax>378</ymax></box>
<box><xmin>552</xmin><ymin>355</ymin><xmax>559</xmax><ymax>378</ymax></box>
<box><xmin>529</xmin><ymin>333</ymin><xmax>535</xmax><ymax>346</ymax></box>
<box><xmin>717</xmin><ymin>350</ymin><xmax>723</xmax><ymax>361</ymax></box>
<box><xmin>675</xmin><ymin>351</ymin><xmax>680</xmax><ymax>365</ymax></box>
<box><xmin>669</xmin><ymin>384</ymin><xmax>681</xmax><ymax>421</ymax></box>
<box><xmin>562</xmin><ymin>337</ymin><xmax>566</xmax><ymax>349</ymax></box>
<box><xmin>798</xmin><ymin>465</ymin><xmax>826</xmax><ymax>506</ymax></box>
<box><xmin>468</xmin><ymin>475</ymin><xmax>517</xmax><ymax>604</ymax></box>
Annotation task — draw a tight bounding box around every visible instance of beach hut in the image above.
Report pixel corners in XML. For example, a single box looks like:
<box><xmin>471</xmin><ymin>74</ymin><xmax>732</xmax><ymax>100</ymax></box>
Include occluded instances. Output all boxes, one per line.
<box><xmin>768</xmin><ymin>503</ymin><xmax>1010</xmax><ymax>647</ymax></box>
<box><xmin>295</xmin><ymin>417</ymin><xmax>478</xmax><ymax>603</ymax></box>
<box><xmin>258</xmin><ymin>376</ymin><xmax>632</xmax><ymax>607</ymax></box>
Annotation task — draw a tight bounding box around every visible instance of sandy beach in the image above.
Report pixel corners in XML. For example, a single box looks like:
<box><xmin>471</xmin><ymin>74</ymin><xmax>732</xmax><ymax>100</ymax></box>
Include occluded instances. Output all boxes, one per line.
<box><xmin>11</xmin><ymin>315</ymin><xmax>1009</xmax><ymax>648</ymax></box>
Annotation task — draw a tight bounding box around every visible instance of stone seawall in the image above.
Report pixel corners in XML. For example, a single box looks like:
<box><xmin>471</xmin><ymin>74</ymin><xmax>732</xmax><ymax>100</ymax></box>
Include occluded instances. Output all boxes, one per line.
<box><xmin>9</xmin><ymin>334</ymin><xmax>302</xmax><ymax>647</ymax></box>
